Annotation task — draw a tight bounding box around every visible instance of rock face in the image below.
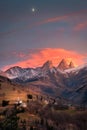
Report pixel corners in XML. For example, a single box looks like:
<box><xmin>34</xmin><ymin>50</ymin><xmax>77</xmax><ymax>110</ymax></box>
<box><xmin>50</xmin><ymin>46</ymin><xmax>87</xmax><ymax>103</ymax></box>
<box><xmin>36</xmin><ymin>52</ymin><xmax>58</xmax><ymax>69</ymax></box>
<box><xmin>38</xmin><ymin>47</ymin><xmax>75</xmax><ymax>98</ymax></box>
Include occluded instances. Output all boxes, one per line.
<box><xmin>42</xmin><ymin>60</ymin><xmax>53</xmax><ymax>70</ymax></box>
<box><xmin>57</xmin><ymin>59</ymin><xmax>69</xmax><ymax>71</ymax></box>
<box><xmin>57</xmin><ymin>59</ymin><xmax>75</xmax><ymax>71</ymax></box>
<box><xmin>69</xmin><ymin>61</ymin><xmax>75</xmax><ymax>68</ymax></box>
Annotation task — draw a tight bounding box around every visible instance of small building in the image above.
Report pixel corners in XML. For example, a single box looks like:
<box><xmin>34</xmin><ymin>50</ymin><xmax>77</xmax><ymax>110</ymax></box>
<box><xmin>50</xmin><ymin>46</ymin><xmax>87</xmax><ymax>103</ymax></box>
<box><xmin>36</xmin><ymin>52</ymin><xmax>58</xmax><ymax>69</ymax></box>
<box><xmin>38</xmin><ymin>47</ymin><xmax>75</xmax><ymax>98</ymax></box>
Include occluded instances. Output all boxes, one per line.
<box><xmin>15</xmin><ymin>97</ymin><xmax>27</xmax><ymax>108</ymax></box>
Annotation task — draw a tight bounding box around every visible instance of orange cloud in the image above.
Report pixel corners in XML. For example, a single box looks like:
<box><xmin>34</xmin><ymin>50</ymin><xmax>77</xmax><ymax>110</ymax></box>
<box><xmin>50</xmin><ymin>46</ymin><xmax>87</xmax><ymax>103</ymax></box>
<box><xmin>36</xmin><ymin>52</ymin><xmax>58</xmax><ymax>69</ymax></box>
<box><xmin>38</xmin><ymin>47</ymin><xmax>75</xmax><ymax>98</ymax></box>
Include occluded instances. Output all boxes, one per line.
<box><xmin>2</xmin><ymin>48</ymin><xmax>86</xmax><ymax>71</ymax></box>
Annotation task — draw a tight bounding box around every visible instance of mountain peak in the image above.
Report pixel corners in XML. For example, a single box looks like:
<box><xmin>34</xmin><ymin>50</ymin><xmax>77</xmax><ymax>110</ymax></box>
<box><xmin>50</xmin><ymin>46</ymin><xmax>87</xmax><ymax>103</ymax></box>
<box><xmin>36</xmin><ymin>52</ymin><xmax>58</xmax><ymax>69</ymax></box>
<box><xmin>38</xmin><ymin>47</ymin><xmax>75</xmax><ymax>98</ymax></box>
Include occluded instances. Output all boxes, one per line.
<box><xmin>57</xmin><ymin>59</ymin><xmax>69</xmax><ymax>71</ymax></box>
<box><xmin>69</xmin><ymin>61</ymin><xmax>75</xmax><ymax>68</ymax></box>
<box><xmin>5</xmin><ymin>66</ymin><xmax>24</xmax><ymax>79</ymax></box>
<box><xmin>5</xmin><ymin>66</ymin><xmax>22</xmax><ymax>72</ymax></box>
<box><xmin>57</xmin><ymin>59</ymin><xmax>75</xmax><ymax>71</ymax></box>
<box><xmin>42</xmin><ymin>60</ymin><xmax>53</xmax><ymax>70</ymax></box>
<box><xmin>61</xmin><ymin>58</ymin><xmax>66</xmax><ymax>62</ymax></box>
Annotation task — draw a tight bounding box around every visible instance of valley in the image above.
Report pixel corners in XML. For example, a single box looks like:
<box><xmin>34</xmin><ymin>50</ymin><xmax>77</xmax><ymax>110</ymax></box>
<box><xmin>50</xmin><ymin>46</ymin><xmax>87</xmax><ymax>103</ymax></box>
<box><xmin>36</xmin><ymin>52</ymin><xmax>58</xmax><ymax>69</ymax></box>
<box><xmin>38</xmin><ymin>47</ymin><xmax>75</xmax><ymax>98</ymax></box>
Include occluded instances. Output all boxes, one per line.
<box><xmin>0</xmin><ymin>59</ymin><xmax>87</xmax><ymax>130</ymax></box>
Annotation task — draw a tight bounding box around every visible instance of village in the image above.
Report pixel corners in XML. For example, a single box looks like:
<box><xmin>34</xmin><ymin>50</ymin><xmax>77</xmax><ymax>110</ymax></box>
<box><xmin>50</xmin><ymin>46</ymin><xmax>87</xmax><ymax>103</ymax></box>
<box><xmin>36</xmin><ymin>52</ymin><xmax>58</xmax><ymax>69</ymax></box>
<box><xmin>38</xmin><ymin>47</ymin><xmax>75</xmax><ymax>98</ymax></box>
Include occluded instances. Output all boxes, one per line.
<box><xmin>0</xmin><ymin>92</ymin><xmax>87</xmax><ymax>130</ymax></box>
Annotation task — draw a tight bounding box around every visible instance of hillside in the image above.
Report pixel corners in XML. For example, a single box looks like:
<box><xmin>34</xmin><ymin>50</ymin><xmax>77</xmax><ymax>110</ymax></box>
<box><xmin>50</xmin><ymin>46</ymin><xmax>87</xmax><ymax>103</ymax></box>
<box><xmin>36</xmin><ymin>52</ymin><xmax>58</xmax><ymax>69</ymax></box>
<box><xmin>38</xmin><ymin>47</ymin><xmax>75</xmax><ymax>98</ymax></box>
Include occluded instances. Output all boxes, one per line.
<box><xmin>0</xmin><ymin>60</ymin><xmax>87</xmax><ymax>106</ymax></box>
<box><xmin>0</xmin><ymin>75</ymin><xmax>27</xmax><ymax>104</ymax></box>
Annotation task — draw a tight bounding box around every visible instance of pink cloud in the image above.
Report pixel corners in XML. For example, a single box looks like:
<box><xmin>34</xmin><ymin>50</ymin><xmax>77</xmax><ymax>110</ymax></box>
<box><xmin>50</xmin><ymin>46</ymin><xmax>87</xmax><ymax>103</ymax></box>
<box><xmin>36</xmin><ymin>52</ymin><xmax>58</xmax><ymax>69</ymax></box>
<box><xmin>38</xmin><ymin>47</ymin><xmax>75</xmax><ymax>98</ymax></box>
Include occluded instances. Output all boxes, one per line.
<box><xmin>35</xmin><ymin>9</ymin><xmax>87</xmax><ymax>26</ymax></box>
<box><xmin>74</xmin><ymin>21</ymin><xmax>87</xmax><ymax>31</ymax></box>
<box><xmin>12</xmin><ymin>51</ymin><xmax>26</xmax><ymax>58</ymax></box>
<box><xmin>2</xmin><ymin>48</ymin><xmax>86</xmax><ymax>71</ymax></box>
<box><xmin>1</xmin><ymin>9</ymin><xmax>87</xmax><ymax>36</ymax></box>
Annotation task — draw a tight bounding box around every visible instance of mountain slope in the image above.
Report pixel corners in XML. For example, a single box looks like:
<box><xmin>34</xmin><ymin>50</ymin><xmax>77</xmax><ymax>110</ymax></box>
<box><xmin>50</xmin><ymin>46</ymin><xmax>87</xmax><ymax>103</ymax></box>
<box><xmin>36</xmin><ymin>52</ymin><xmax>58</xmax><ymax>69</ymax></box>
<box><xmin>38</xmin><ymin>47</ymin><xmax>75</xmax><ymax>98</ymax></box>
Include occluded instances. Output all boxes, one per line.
<box><xmin>0</xmin><ymin>75</ymin><xmax>27</xmax><ymax>103</ymax></box>
<box><xmin>62</xmin><ymin>65</ymin><xmax>87</xmax><ymax>105</ymax></box>
<box><xmin>4</xmin><ymin>60</ymin><xmax>87</xmax><ymax>105</ymax></box>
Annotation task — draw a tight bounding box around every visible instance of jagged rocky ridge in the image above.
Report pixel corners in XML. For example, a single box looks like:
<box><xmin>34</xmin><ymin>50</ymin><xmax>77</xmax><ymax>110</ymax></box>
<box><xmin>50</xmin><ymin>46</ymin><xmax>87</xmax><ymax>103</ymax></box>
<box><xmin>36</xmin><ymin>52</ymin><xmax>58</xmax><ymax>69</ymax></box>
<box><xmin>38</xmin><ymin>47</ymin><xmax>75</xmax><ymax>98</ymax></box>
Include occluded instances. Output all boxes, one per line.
<box><xmin>5</xmin><ymin>59</ymin><xmax>75</xmax><ymax>80</ymax></box>
<box><xmin>1</xmin><ymin>59</ymin><xmax>87</xmax><ymax>105</ymax></box>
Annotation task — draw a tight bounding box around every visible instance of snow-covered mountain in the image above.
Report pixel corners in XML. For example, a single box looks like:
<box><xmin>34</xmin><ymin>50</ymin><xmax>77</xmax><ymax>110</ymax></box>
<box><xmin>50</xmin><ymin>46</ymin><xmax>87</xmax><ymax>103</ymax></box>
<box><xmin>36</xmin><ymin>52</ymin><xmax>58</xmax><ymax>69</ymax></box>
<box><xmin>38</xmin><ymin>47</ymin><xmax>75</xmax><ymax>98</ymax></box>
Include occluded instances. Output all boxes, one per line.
<box><xmin>1</xmin><ymin>59</ymin><xmax>87</xmax><ymax>105</ymax></box>
<box><xmin>5</xmin><ymin>66</ymin><xmax>25</xmax><ymax>79</ymax></box>
<box><xmin>5</xmin><ymin>60</ymin><xmax>56</xmax><ymax>80</ymax></box>
<box><xmin>5</xmin><ymin>59</ymin><xmax>75</xmax><ymax>80</ymax></box>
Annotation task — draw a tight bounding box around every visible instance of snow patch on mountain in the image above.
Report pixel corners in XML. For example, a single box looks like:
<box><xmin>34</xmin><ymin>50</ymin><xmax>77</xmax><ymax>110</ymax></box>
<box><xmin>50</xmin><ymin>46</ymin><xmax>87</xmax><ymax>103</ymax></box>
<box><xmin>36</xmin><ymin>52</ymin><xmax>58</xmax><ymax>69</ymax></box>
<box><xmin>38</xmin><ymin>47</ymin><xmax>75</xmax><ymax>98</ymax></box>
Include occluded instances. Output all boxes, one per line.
<box><xmin>4</xmin><ymin>59</ymin><xmax>87</xmax><ymax>82</ymax></box>
<box><xmin>65</xmin><ymin>63</ymin><xmax>87</xmax><ymax>73</ymax></box>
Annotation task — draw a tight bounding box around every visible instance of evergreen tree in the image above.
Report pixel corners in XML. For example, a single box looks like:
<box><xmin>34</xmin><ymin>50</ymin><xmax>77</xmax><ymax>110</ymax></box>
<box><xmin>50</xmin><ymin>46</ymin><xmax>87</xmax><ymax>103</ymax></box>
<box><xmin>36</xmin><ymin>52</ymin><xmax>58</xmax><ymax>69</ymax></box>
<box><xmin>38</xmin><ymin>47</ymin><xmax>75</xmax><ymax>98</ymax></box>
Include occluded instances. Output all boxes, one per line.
<box><xmin>30</xmin><ymin>126</ymin><xmax>33</xmax><ymax>130</ymax></box>
<box><xmin>40</xmin><ymin>118</ymin><xmax>44</xmax><ymax>126</ymax></box>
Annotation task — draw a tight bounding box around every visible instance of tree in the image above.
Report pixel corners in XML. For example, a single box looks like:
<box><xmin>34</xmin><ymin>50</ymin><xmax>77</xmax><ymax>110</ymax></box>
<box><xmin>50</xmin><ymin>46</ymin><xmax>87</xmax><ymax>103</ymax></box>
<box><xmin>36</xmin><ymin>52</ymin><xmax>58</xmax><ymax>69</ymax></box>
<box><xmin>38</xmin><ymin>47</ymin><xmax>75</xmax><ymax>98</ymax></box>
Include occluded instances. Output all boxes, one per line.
<box><xmin>2</xmin><ymin>100</ymin><xmax>9</xmax><ymax>107</ymax></box>
<box><xmin>0</xmin><ymin>84</ymin><xmax>1</xmax><ymax>89</ymax></box>
<box><xmin>21</xmin><ymin>119</ymin><xmax>26</xmax><ymax>130</ymax></box>
<box><xmin>30</xmin><ymin>126</ymin><xmax>33</xmax><ymax>130</ymax></box>
<box><xmin>1</xmin><ymin>107</ymin><xmax>19</xmax><ymax>130</ymax></box>
<box><xmin>27</xmin><ymin>94</ymin><xmax>33</xmax><ymax>99</ymax></box>
<box><xmin>40</xmin><ymin>118</ymin><xmax>44</xmax><ymax>126</ymax></box>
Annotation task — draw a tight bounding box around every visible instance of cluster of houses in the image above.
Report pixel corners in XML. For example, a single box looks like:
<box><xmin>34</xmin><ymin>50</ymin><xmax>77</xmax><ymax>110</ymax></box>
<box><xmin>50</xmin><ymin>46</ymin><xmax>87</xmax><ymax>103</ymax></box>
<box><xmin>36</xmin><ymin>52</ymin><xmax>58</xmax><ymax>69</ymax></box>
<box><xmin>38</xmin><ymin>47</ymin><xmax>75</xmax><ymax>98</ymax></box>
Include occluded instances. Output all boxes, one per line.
<box><xmin>15</xmin><ymin>97</ymin><xmax>27</xmax><ymax>108</ymax></box>
<box><xmin>14</xmin><ymin>95</ymin><xmax>86</xmax><ymax>111</ymax></box>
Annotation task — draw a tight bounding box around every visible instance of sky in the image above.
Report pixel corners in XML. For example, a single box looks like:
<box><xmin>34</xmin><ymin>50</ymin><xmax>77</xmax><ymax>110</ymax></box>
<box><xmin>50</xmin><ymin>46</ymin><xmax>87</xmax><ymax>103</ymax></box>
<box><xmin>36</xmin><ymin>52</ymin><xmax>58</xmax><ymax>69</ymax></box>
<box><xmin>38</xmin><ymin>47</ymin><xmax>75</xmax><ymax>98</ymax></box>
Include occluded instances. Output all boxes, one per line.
<box><xmin>0</xmin><ymin>0</ymin><xmax>87</xmax><ymax>70</ymax></box>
